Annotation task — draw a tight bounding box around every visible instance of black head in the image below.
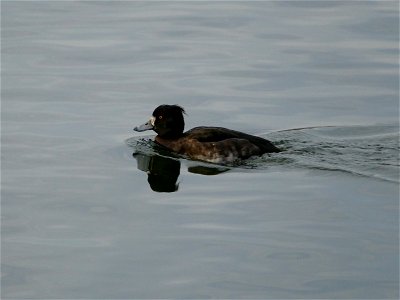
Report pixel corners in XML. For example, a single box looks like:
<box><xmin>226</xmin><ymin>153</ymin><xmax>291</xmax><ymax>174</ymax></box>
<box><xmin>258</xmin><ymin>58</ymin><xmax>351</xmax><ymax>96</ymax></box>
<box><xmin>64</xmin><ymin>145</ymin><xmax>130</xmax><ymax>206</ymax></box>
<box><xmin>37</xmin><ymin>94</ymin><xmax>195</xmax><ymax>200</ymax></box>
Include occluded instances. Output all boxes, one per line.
<box><xmin>152</xmin><ymin>105</ymin><xmax>185</xmax><ymax>138</ymax></box>
<box><xmin>134</xmin><ymin>105</ymin><xmax>186</xmax><ymax>138</ymax></box>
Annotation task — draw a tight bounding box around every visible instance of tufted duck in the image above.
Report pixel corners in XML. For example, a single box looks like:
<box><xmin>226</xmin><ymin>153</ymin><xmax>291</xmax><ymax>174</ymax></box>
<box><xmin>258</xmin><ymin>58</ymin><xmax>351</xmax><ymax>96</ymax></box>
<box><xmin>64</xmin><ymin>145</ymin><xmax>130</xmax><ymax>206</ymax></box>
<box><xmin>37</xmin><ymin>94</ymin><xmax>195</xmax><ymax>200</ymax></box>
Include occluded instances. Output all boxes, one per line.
<box><xmin>134</xmin><ymin>105</ymin><xmax>280</xmax><ymax>164</ymax></box>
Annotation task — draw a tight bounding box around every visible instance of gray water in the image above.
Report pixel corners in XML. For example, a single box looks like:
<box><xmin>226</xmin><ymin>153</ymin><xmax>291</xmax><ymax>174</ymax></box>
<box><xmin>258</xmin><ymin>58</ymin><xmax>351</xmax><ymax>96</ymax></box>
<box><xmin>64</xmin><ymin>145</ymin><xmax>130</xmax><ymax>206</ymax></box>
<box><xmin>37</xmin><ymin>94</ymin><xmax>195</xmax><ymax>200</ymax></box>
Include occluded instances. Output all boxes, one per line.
<box><xmin>2</xmin><ymin>1</ymin><xmax>399</xmax><ymax>299</ymax></box>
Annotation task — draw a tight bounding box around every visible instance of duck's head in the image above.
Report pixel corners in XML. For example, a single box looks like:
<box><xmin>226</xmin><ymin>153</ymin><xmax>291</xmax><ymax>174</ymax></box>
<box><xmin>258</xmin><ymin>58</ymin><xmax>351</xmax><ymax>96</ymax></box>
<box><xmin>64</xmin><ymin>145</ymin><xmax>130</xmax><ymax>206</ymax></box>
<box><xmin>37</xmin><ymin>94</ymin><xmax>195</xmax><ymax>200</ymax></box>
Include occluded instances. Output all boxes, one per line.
<box><xmin>134</xmin><ymin>105</ymin><xmax>186</xmax><ymax>138</ymax></box>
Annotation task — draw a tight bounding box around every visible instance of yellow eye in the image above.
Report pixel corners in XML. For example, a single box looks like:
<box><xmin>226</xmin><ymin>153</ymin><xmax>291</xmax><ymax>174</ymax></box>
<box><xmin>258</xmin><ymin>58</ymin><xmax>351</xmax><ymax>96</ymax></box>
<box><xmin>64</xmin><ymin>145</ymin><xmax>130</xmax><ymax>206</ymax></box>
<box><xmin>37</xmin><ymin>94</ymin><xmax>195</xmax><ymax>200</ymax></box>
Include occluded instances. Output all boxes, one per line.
<box><xmin>159</xmin><ymin>116</ymin><xmax>163</xmax><ymax>120</ymax></box>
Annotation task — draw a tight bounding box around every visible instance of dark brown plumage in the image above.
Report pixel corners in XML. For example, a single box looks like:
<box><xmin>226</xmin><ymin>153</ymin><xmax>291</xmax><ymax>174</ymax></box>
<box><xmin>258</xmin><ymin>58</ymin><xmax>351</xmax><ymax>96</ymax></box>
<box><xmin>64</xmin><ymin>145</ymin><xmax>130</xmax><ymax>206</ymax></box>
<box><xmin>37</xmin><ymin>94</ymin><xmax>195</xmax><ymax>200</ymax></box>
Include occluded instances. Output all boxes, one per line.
<box><xmin>134</xmin><ymin>105</ymin><xmax>280</xmax><ymax>163</ymax></box>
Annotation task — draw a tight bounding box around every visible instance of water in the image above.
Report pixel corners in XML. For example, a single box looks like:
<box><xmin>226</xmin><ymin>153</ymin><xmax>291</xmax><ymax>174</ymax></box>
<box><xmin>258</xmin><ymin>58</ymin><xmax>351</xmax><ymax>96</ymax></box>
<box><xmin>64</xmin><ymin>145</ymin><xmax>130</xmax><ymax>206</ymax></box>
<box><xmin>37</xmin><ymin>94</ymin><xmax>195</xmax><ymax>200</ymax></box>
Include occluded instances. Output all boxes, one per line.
<box><xmin>2</xmin><ymin>1</ymin><xmax>399</xmax><ymax>299</ymax></box>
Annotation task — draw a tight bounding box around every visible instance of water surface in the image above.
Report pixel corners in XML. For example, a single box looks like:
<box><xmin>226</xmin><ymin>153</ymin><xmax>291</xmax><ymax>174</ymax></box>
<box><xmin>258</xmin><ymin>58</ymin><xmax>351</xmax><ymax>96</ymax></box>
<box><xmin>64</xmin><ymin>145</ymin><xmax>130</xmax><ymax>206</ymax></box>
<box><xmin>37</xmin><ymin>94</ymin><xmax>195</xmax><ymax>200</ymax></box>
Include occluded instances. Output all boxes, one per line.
<box><xmin>2</xmin><ymin>1</ymin><xmax>399</xmax><ymax>299</ymax></box>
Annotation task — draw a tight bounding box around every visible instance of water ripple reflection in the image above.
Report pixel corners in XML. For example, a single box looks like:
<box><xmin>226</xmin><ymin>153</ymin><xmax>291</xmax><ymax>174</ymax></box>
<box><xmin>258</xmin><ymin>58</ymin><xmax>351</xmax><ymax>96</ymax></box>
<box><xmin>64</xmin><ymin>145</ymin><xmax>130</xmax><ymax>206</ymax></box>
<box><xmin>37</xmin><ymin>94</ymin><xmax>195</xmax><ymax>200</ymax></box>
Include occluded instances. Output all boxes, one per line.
<box><xmin>127</xmin><ymin>124</ymin><xmax>399</xmax><ymax>192</ymax></box>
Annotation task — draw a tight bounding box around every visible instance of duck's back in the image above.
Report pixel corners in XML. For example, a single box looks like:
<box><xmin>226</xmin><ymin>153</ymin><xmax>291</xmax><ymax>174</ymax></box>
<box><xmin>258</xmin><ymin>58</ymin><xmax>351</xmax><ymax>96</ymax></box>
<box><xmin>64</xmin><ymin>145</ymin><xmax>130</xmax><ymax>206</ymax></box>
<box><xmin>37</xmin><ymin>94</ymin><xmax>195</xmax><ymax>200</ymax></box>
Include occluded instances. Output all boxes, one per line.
<box><xmin>178</xmin><ymin>127</ymin><xmax>280</xmax><ymax>162</ymax></box>
<box><xmin>184</xmin><ymin>126</ymin><xmax>281</xmax><ymax>154</ymax></box>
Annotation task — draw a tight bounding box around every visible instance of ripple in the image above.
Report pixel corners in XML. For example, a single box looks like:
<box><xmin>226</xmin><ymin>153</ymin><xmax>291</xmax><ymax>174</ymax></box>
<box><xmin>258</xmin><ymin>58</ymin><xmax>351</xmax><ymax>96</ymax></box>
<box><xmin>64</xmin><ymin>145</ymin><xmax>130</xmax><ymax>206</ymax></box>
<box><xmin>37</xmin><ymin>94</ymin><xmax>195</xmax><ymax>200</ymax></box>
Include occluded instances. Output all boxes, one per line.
<box><xmin>127</xmin><ymin>124</ymin><xmax>399</xmax><ymax>183</ymax></box>
<box><xmin>265</xmin><ymin>124</ymin><xmax>399</xmax><ymax>182</ymax></box>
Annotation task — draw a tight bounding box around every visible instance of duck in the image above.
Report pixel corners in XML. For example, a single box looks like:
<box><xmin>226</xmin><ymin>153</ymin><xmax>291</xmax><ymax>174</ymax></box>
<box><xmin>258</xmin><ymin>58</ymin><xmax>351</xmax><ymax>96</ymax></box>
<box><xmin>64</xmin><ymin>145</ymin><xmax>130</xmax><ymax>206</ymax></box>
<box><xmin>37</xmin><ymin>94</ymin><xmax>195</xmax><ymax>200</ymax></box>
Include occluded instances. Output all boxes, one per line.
<box><xmin>134</xmin><ymin>104</ymin><xmax>280</xmax><ymax>164</ymax></box>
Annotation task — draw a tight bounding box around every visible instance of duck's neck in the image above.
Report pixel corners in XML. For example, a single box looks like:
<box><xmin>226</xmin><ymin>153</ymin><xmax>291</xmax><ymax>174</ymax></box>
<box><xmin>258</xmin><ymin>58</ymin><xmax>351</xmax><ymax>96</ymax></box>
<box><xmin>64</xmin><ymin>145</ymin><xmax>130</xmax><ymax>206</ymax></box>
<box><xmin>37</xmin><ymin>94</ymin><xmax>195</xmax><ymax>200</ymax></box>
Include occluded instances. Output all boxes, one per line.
<box><xmin>155</xmin><ymin>135</ymin><xmax>183</xmax><ymax>153</ymax></box>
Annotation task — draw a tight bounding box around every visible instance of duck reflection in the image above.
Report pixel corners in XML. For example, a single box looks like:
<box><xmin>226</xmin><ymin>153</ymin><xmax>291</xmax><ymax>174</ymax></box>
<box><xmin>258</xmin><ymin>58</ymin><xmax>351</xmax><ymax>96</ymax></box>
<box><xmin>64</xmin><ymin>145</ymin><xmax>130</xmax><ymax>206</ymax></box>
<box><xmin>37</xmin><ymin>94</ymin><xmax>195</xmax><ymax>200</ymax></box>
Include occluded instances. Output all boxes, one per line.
<box><xmin>133</xmin><ymin>153</ymin><xmax>180</xmax><ymax>192</ymax></box>
<box><xmin>132</xmin><ymin>152</ymin><xmax>229</xmax><ymax>193</ymax></box>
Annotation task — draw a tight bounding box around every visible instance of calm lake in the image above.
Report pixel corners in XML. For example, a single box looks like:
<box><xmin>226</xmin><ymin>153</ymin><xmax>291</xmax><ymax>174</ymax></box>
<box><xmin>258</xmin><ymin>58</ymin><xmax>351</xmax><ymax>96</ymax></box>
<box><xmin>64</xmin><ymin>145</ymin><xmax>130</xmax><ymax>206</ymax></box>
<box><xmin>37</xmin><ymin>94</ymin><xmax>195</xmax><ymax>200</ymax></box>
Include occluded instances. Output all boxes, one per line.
<box><xmin>2</xmin><ymin>1</ymin><xmax>399</xmax><ymax>299</ymax></box>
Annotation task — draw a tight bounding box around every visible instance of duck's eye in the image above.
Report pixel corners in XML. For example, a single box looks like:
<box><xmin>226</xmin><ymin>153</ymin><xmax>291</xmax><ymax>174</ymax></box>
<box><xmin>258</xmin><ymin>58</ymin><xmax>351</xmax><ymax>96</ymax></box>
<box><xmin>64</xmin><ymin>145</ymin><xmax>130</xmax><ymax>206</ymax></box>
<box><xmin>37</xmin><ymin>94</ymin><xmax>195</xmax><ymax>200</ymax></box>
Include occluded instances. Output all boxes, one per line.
<box><xmin>159</xmin><ymin>115</ymin><xmax>163</xmax><ymax>120</ymax></box>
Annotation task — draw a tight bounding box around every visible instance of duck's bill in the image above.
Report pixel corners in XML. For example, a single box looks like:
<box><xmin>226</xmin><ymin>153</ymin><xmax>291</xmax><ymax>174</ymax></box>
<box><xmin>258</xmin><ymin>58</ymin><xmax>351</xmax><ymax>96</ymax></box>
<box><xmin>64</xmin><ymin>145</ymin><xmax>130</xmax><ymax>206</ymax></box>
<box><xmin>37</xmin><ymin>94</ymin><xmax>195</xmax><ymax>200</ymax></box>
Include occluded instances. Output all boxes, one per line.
<box><xmin>134</xmin><ymin>117</ymin><xmax>155</xmax><ymax>132</ymax></box>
